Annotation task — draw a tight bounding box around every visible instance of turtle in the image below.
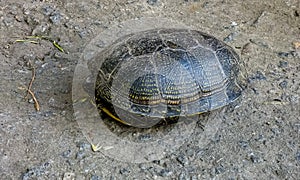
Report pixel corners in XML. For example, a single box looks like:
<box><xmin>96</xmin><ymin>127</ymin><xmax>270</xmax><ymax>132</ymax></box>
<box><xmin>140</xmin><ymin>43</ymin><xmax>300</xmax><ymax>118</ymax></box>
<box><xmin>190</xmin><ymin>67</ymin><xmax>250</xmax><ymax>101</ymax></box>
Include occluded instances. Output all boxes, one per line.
<box><xmin>94</xmin><ymin>28</ymin><xmax>247</xmax><ymax>128</ymax></box>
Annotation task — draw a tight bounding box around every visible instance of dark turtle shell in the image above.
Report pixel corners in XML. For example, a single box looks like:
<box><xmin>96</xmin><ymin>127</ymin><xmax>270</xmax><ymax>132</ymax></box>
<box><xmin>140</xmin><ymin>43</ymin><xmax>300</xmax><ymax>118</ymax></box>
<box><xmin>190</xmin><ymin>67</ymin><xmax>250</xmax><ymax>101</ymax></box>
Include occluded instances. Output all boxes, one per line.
<box><xmin>95</xmin><ymin>28</ymin><xmax>247</xmax><ymax>128</ymax></box>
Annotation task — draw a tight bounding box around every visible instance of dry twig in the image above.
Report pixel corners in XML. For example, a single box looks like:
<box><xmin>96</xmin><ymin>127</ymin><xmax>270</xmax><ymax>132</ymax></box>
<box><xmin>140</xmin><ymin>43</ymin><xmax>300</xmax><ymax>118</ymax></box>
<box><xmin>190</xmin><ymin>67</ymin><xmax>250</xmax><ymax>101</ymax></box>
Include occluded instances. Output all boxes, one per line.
<box><xmin>24</xmin><ymin>61</ymin><xmax>36</xmax><ymax>99</ymax></box>
<box><xmin>15</xmin><ymin>36</ymin><xmax>66</xmax><ymax>53</ymax></box>
<box><xmin>26</xmin><ymin>87</ymin><xmax>40</xmax><ymax>111</ymax></box>
<box><xmin>23</xmin><ymin>61</ymin><xmax>40</xmax><ymax>111</ymax></box>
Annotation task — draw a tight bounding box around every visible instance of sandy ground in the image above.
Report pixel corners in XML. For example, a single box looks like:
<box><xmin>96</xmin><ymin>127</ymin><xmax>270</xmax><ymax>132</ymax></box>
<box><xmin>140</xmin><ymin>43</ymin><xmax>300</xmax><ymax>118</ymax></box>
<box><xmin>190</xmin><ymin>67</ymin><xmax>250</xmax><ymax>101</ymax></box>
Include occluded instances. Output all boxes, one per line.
<box><xmin>0</xmin><ymin>0</ymin><xmax>299</xmax><ymax>179</ymax></box>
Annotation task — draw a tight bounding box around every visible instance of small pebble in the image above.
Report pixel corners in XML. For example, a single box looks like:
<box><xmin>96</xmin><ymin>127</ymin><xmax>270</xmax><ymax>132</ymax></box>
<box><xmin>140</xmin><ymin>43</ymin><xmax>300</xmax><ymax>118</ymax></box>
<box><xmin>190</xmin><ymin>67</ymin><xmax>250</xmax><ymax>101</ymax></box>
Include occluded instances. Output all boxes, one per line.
<box><xmin>159</xmin><ymin>169</ymin><xmax>173</xmax><ymax>177</ymax></box>
<box><xmin>147</xmin><ymin>0</ymin><xmax>159</xmax><ymax>5</ymax></box>
<box><xmin>152</xmin><ymin>160</ymin><xmax>160</xmax><ymax>164</ymax></box>
<box><xmin>186</xmin><ymin>148</ymin><xmax>194</xmax><ymax>157</ymax></box>
<box><xmin>15</xmin><ymin>15</ymin><xmax>23</xmax><ymax>22</ymax></box>
<box><xmin>138</xmin><ymin>134</ymin><xmax>151</xmax><ymax>141</ymax></box>
<box><xmin>251</xmin><ymin>87</ymin><xmax>259</xmax><ymax>94</ymax></box>
<box><xmin>50</xmin><ymin>12</ymin><xmax>63</xmax><ymax>24</ymax></box>
<box><xmin>277</xmin><ymin>52</ymin><xmax>289</xmax><ymax>58</ymax></box>
<box><xmin>90</xmin><ymin>175</ymin><xmax>102</xmax><ymax>180</ymax></box>
<box><xmin>43</xmin><ymin>111</ymin><xmax>54</xmax><ymax>117</ymax></box>
<box><xmin>75</xmin><ymin>151</ymin><xmax>85</xmax><ymax>160</ymax></box>
<box><xmin>271</xmin><ymin>127</ymin><xmax>281</xmax><ymax>136</ymax></box>
<box><xmin>42</xmin><ymin>5</ymin><xmax>55</xmax><ymax>16</ymax></box>
<box><xmin>66</xmin><ymin>159</ymin><xmax>74</xmax><ymax>166</ymax></box>
<box><xmin>63</xmin><ymin>172</ymin><xmax>75</xmax><ymax>180</ymax></box>
<box><xmin>215</xmin><ymin>165</ymin><xmax>225</xmax><ymax>174</ymax></box>
<box><xmin>3</xmin><ymin>17</ymin><xmax>15</xmax><ymax>27</ymax></box>
<box><xmin>32</xmin><ymin>22</ymin><xmax>50</xmax><ymax>35</ymax></box>
<box><xmin>96</xmin><ymin>40</ymin><xmax>106</xmax><ymax>48</ymax></box>
<box><xmin>238</xmin><ymin>140</ymin><xmax>249</xmax><ymax>149</ymax></box>
<box><xmin>212</xmin><ymin>134</ymin><xmax>221</xmax><ymax>143</ymax></box>
<box><xmin>78</xmin><ymin>142</ymin><xmax>90</xmax><ymax>151</ymax></box>
<box><xmin>296</xmin><ymin>152</ymin><xmax>300</xmax><ymax>162</ymax></box>
<box><xmin>177</xmin><ymin>154</ymin><xmax>189</xmax><ymax>166</ymax></box>
<box><xmin>191</xmin><ymin>175</ymin><xmax>198</xmax><ymax>180</ymax></box>
<box><xmin>22</xmin><ymin>162</ymin><xmax>51</xmax><ymax>180</ymax></box>
<box><xmin>186</xmin><ymin>166</ymin><xmax>196</xmax><ymax>173</ymax></box>
<box><xmin>79</xmin><ymin>29</ymin><xmax>89</xmax><ymax>38</ymax></box>
<box><xmin>290</xmin><ymin>50</ymin><xmax>298</xmax><ymax>57</ymax></box>
<box><xmin>178</xmin><ymin>172</ymin><xmax>188</xmax><ymax>180</ymax></box>
<box><xmin>278</xmin><ymin>60</ymin><xmax>288</xmax><ymax>68</ymax></box>
<box><xmin>277</xmin><ymin>51</ymin><xmax>298</xmax><ymax>58</ymax></box>
<box><xmin>119</xmin><ymin>168</ymin><xmax>130</xmax><ymax>175</ymax></box>
<box><xmin>223</xmin><ymin>32</ymin><xmax>238</xmax><ymax>42</ymax></box>
<box><xmin>248</xmin><ymin>71</ymin><xmax>266</xmax><ymax>82</ymax></box>
<box><xmin>249</xmin><ymin>152</ymin><xmax>263</xmax><ymax>163</ymax></box>
<box><xmin>231</xmin><ymin>21</ymin><xmax>238</xmax><ymax>27</ymax></box>
<box><xmin>138</xmin><ymin>163</ymin><xmax>147</xmax><ymax>170</ymax></box>
<box><xmin>279</xmin><ymin>80</ymin><xmax>288</xmax><ymax>89</ymax></box>
<box><xmin>62</xmin><ymin>149</ymin><xmax>72</xmax><ymax>158</ymax></box>
<box><xmin>28</xmin><ymin>98</ymin><xmax>34</xmax><ymax>104</ymax></box>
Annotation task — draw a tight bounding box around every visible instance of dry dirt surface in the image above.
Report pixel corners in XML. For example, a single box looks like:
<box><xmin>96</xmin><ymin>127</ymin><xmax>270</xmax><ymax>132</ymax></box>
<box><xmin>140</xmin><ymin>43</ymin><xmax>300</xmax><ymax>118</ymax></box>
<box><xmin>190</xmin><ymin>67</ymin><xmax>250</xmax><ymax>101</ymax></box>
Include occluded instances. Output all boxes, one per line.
<box><xmin>0</xmin><ymin>0</ymin><xmax>299</xmax><ymax>179</ymax></box>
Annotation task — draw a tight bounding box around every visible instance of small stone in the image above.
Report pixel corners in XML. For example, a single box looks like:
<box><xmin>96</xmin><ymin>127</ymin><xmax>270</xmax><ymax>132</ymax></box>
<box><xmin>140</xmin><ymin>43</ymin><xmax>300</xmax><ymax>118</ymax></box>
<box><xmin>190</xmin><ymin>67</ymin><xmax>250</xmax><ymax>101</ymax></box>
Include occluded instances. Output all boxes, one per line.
<box><xmin>23</xmin><ymin>9</ymin><xmax>31</xmax><ymax>15</ymax></box>
<box><xmin>279</xmin><ymin>80</ymin><xmax>288</xmax><ymax>89</ymax></box>
<box><xmin>215</xmin><ymin>165</ymin><xmax>225</xmax><ymax>174</ymax></box>
<box><xmin>65</xmin><ymin>159</ymin><xmax>74</xmax><ymax>166</ymax></box>
<box><xmin>191</xmin><ymin>175</ymin><xmax>198</xmax><ymax>180</ymax></box>
<box><xmin>249</xmin><ymin>152</ymin><xmax>263</xmax><ymax>163</ymax></box>
<box><xmin>22</xmin><ymin>162</ymin><xmax>51</xmax><ymax>180</ymax></box>
<box><xmin>147</xmin><ymin>0</ymin><xmax>159</xmax><ymax>5</ymax></box>
<box><xmin>186</xmin><ymin>166</ymin><xmax>196</xmax><ymax>173</ymax></box>
<box><xmin>278</xmin><ymin>51</ymin><xmax>298</xmax><ymax>58</ymax></box>
<box><xmin>42</xmin><ymin>5</ymin><xmax>55</xmax><ymax>16</ymax></box>
<box><xmin>28</xmin><ymin>98</ymin><xmax>34</xmax><ymax>104</ymax></box>
<box><xmin>238</xmin><ymin>140</ymin><xmax>249</xmax><ymax>149</ymax></box>
<box><xmin>177</xmin><ymin>154</ymin><xmax>189</xmax><ymax>166</ymax></box>
<box><xmin>178</xmin><ymin>172</ymin><xmax>188</xmax><ymax>180</ymax></box>
<box><xmin>75</xmin><ymin>151</ymin><xmax>85</xmax><ymax>160</ymax></box>
<box><xmin>138</xmin><ymin>134</ymin><xmax>151</xmax><ymax>141</ymax></box>
<box><xmin>248</xmin><ymin>71</ymin><xmax>266</xmax><ymax>82</ymax></box>
<box><xmin>231</xmin><ymin>21</ymin><xmax>238</xmax><ymax>26</ymax></box>
<box><xmin>32</xmin><ymin>22</ymin><xmax>50</xmax><ymax>35</ymax></box>
<box><xmin>78</xmin><ymin>142</ymin><xmax>90</xmax><ymax>151</ymax></box>
<box><xmin>202</xmin><ymin>1</ymin><xmax>209</xmax><ymax>8</ymax></box>
<box><xmin>159</xmin><ymin>169</ymin><xmax>173</xmax><ymax>177</ymax></box>
<box><xmin>50</xmin><ymin>12</ymin><xmax>63</xmax><ymax>24</ymax></box>
<box><xmin>186</xmin><ymin>148</ymin><xmax>194</xmax><ymax>157</ymax></box>
<box><xmin>271</xmin><ymin>127</ymin><xmax>281</xmax><ymax>136</ymax></box>
<box><xmin>278</xmin><ymin>60</ymin><xmax>288</xmax><ymax>68</ymax></box>
<box><xmin>60</xmin><ymin>111</ymin><xmax>66</xmax><ymax>115</ymax></box>
<box><xmin>277</xmin><ymin>52</ymin><xmax>289</xmax><ymax>58</ymax></box>
<box><xmin>152</xmin><ymin>160</ymin><xmax>160</xmax><ymax>164</ymax></box>
<box><xmin>79</xmin><ymin>29</ymin><xmax>89</xmax><ymax>38</ymax></box>
<box><xmin>15</xmin><ymin>15</ymin><xmax>23</xmax><ymax>22</ymax></box>
<box><xmin>96</xmin><ymin>40</ymin><xmax>106</xmax><ymax>48</ymax></box>
<box><xmin>290</xmin><ymin>50</ymin><xmax>297</xmax><ymax>57</ymax></box>
<box><xmin>138</xmin><ymin>163</ymin><xmax>147</xmax><ymax>170</ymax></box>
<box><xmin>90</xmin><ymin>175</ymin><xmax>102</xmax><ymax>180</ymax></box>
<box><xmin>224</xmin><ymin>32</ymin><xmax>238</xmax><ymax>42</ymax></box>
<box><xmin>63</xmin><ymin>172</ymin><xmax>75</xmax><ymax>180</ymax></box>
<box><xmin>251</xmin><ymin>87</ymin><xmax>259</xmax><ymax>94</ymax></box>
<box><xmin>43</xmin><ymin>111</ymin><xmax>54</xmax><ymax>117</ymax></box>
<box><xmin>62</xmin><ymin>149</ymin><xmax>71</xmax><ymax>158</ymax></box>
<box><xmin>119</xmin><ymin>168</ymin><xmax>130</xmax><ymax>175</ymax></box>
<box><xmin>296</xmin><ymin>152</ymin><xmax>300</xmax><ymax>161</ymax></box>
